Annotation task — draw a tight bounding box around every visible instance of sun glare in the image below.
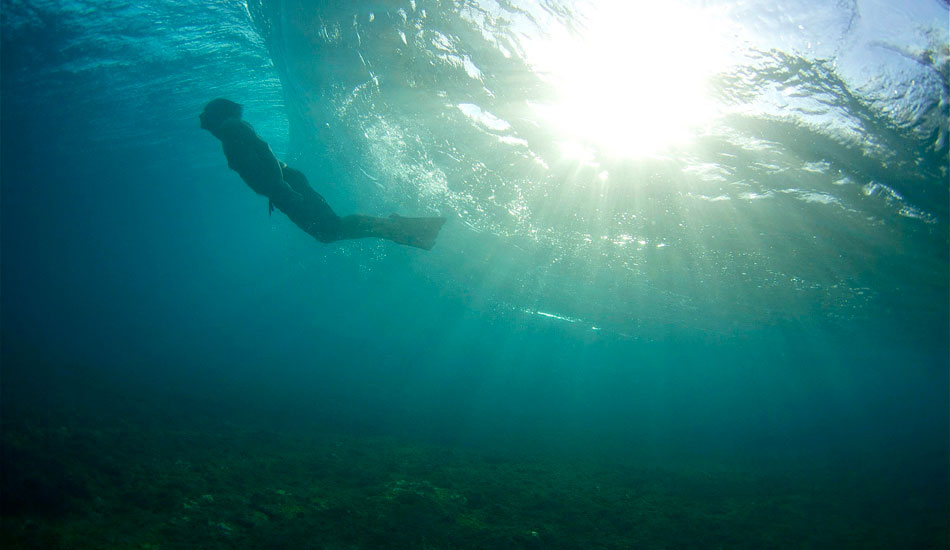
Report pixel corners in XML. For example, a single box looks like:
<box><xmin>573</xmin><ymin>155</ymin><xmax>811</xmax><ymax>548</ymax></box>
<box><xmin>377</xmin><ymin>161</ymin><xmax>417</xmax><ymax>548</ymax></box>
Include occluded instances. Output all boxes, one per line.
<box><xmin>526</xmin><ymin>2</ymin><xmax>737</xmax><ymax>159</ymax></box>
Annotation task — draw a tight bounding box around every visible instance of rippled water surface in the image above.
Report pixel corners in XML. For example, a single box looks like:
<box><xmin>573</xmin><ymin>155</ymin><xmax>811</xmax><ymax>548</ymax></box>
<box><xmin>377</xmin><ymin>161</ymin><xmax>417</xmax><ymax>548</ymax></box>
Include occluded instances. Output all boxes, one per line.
<box><xmin>4</xmin><ymin>0</ymin><xmax>947</xmax><ymax>335</ymax></box>
<box><xmin>245</xmin><ymin>0</ymin><xmax>949</xmax><ymax>336</ymax></box>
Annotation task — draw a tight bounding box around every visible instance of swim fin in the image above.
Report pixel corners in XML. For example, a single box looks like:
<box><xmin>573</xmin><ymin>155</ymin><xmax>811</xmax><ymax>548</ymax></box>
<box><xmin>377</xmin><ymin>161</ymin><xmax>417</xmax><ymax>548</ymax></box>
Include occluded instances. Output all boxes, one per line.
<box><xmin>387</xmin><ymin>214</ymin><xmax>447</xmax><ymax>250</ymax></box>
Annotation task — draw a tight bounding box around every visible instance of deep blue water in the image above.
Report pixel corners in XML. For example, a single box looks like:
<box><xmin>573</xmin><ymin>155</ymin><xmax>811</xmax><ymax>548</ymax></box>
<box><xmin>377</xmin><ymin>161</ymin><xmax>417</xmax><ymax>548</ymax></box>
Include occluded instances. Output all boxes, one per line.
<box><xmin>1</xmin><ymin>0</ymin><xmax>948</xmax><ymax>546</ymax></box>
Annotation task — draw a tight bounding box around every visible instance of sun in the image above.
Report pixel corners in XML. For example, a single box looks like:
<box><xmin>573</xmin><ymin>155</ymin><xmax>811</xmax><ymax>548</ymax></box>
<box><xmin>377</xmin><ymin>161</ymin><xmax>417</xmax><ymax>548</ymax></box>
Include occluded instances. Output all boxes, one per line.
<box><xmin>525</xmin><ymin>2</ymin><xmax>738</xmax><ymax>159</ymax></box>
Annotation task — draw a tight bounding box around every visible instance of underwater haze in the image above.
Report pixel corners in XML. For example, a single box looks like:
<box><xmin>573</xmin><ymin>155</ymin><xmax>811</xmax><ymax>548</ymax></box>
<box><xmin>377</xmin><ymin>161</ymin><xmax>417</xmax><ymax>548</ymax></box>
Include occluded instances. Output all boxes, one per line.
<box><xmin>2</xmin><ymin>0</ymin><xmax>948</xmax><ymax>548</ymax></box>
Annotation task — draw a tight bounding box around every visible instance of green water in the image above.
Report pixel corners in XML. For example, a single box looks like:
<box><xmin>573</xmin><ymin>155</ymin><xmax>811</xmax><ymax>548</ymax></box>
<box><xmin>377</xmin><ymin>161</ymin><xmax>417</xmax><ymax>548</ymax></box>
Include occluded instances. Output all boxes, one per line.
<box><xmin>1</xmin><ymin>0</ymin><xmax>947</xmax><ymax>548</ymax></box>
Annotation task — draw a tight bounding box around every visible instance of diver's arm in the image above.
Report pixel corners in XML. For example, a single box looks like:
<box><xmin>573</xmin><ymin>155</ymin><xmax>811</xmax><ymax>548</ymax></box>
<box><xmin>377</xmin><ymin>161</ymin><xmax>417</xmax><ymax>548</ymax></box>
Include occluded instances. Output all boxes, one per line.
<box><xmin>217</xmin><ymin>118</ymin><xmax>290</xmax><ymax>198</ymax></box>
<box><xmin>279</xmin><ymin>164</ymin><xmax>317</xmax><ymax>196</ymax></box>
<box><xmin>252</xmin><ymin>137</ymin><xmax>286</xmax><ymax>193</ymax></box>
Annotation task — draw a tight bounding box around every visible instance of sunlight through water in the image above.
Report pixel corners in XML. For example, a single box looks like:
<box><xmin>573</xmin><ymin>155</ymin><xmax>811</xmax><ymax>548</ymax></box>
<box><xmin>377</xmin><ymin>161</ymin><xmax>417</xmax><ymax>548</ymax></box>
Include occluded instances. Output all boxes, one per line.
<box><xmin>237</xmin><ymin>0</ymin><xmax>948</xmax><ymax>337</ymax></box>
<box><xmin>525</xmin><ymin>1</ymin><xmax>741</xmax><ymax>159</ymax></box>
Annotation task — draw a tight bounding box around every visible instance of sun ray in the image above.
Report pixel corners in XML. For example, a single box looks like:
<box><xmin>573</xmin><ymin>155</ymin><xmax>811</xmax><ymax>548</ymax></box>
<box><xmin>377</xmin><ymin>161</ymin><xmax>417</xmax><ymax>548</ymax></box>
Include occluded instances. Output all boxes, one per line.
<box><xmin>524</xmin><ymin>1</ymin><xmax>739</xmax><ymax>159</ymax></box>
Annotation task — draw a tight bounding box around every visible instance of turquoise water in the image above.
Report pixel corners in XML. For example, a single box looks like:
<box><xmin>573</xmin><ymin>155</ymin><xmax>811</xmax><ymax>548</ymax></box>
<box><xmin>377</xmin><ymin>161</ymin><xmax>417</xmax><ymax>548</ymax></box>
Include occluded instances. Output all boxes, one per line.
<box><xmin>2</xmin><ymin>0</ymin><xmax>947</xmax><ymax>547</ymax></box>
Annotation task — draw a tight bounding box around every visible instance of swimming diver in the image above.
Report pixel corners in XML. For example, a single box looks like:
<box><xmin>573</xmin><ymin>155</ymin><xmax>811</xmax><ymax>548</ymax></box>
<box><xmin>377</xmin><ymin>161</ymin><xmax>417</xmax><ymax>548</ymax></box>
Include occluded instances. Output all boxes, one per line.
<box><xmin>200</xmin><ymin>98</ymin><xmax>446</xmax><ymax>250</ymax></box>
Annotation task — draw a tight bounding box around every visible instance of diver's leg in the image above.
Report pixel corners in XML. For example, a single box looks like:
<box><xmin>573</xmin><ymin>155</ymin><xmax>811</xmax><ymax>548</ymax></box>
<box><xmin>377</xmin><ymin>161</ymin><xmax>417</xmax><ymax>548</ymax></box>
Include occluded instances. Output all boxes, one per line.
<box><xmin>278</xmin><ymin>164</ymin><xmax>446</xmax><ymax>248</ymax></box>
<box><xmin>281</xmin><ymin>165</ymin><xmax>317</xmax><ymax>196</ymax></box>
<box><xmin>279</xmin><ymin>165</ymin><xmax>346</xmax><ymax>242</ymax></box>
<box><xmin>338</xmin><ymin>214</ymin><xmax>446</xmax><ymax>250</ymax></box>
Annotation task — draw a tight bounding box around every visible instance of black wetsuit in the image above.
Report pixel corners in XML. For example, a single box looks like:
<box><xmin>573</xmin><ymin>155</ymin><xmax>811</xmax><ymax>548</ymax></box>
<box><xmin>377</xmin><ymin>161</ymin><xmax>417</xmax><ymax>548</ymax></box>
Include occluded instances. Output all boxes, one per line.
<box><xmin>205</xmin><ymin>114</ymin><xmax>444</xmax><ymax>249</ymax></box>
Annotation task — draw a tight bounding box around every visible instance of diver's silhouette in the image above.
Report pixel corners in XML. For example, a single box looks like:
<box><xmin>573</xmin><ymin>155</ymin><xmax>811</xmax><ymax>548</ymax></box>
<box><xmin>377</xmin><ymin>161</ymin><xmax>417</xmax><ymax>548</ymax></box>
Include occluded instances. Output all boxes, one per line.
<box><xmin>200</xmin><ymin>98</ymin><xmax>445</xmax><ymax>250</ymax></box>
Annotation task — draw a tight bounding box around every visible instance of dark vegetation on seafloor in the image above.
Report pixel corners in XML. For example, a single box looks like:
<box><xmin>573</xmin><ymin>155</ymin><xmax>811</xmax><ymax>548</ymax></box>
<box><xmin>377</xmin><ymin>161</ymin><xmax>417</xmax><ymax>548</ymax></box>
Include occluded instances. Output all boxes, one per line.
<box><xmin>1</xmin><ymin>366</ymin><xmax>947</xmax><ymax>550</ymax></box>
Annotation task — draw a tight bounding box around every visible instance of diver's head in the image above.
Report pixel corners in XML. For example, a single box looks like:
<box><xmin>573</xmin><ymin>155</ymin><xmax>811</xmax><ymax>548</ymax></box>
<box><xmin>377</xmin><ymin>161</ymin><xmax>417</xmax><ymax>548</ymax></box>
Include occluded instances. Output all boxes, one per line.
<box><xmin>200</xmin><ymin>98</ymin><xmax>243</xmax><ymax>132</ymax></box>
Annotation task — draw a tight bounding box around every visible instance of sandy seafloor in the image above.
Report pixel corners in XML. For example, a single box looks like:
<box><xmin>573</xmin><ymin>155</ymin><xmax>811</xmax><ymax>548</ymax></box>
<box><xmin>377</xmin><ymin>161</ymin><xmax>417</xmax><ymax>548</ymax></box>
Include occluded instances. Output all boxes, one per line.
<box><xmin>2</xmin><ymin>366</ymin><xmax>945</xmax><ymax>550</ymax></box>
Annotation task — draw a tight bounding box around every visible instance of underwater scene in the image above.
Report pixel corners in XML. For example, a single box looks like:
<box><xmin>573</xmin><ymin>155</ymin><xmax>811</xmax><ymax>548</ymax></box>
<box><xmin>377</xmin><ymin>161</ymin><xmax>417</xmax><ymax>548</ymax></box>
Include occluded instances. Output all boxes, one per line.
<box><xmin>1</xmin><ymin>0</ymin><xmax>948</xmax><ymax>548</ymax></box>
